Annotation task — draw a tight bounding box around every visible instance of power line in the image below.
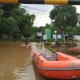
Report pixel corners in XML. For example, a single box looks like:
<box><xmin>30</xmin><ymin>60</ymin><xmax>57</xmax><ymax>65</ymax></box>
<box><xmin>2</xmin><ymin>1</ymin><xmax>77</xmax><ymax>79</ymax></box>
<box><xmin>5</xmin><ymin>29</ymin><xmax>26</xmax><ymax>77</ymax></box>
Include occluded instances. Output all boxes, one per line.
<box><xmin>21</xmin><ymin>5</ymin><xmax>48</xmax><ymax>13</ymax></box>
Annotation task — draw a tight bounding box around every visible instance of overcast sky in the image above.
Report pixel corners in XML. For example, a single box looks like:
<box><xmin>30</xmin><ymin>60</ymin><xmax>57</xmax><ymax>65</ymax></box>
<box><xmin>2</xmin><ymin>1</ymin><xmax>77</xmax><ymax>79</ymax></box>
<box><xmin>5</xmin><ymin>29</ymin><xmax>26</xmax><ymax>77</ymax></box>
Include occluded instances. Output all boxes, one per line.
<box><xmin>21</xmin><ymin>4</ymin><xmax>80</xmax><ymax>27</ymax></box>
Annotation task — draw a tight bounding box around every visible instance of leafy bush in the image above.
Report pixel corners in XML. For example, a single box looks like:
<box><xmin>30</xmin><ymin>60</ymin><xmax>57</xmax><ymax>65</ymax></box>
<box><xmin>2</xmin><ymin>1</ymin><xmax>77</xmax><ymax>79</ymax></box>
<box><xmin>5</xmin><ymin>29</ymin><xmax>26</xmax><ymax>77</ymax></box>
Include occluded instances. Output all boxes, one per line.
<box><xmin>47</xmin><ymin>38</ymin><xmax>53</xmax><ymax>42</ymax></box>
<box><xmin>28</xmin><ymin>34</ymin><xmax>36</xmax><ymax>42</ymax></box>
<box><xmin>67</xmin><ymin>47</ymin><xmax>80</xmax><ymax>55</ymax></box>
<box><xmin>44</xmin><ymin>42</ymin><xmax>51</xmax><ymax>46</ymax></box>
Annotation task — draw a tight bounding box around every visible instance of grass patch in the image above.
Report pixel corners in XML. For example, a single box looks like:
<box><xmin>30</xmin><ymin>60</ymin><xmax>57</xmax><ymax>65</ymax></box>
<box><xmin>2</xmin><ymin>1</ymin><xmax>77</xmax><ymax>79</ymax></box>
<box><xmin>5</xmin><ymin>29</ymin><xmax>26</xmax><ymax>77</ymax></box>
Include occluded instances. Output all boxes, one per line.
<box><xmin>44</xmin><ymin>44</ymin><xmax>56</xmax><ymax>53</ymax></box>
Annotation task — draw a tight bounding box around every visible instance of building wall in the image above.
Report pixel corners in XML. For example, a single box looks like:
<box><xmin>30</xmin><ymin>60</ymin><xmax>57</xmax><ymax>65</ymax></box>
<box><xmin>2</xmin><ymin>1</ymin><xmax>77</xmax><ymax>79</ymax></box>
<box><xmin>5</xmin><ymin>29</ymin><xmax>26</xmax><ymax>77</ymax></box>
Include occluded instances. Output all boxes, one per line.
<box><xmin>77</xmin><ymin>13</ymin><xmax>80</xmax><ymax>26</ymax></box>
<box><xmin>75</xmin><ymin>35</ymin><xmax>80</xmax><ymax>40</ymax></box>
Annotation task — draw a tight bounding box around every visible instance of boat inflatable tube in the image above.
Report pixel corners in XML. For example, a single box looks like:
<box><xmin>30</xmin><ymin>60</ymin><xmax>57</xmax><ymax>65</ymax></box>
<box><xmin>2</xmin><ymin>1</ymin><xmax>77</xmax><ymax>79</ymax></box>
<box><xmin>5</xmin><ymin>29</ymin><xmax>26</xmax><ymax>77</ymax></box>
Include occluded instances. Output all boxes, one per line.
<box><xmin>33</xmin><ymin>52</ymin><xmax>80</xmax><ymax>79</ymax></box>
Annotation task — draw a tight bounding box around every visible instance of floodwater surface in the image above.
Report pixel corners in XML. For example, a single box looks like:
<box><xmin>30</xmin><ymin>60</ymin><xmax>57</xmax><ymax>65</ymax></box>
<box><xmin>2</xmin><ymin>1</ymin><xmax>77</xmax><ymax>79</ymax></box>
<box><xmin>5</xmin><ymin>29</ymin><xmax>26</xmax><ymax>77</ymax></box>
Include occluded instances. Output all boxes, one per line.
<box><xmin>0</xmin><ymin>42</ymin><xmax>54</xmax><ymax>80</ymax></box>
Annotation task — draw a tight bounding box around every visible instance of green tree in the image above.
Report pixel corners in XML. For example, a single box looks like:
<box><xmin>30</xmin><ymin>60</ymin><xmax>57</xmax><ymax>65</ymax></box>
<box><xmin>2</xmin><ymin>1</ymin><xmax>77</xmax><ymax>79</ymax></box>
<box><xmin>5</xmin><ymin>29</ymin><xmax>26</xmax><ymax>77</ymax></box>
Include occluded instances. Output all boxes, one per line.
<box><xmin>0</xmin><ymin>4</ymin><xmax>19</xmax><ymax>17</ymax></box>
<box><xmin>0</xmin><ymin>4</ymin><xmax>35</xmax><ymax>40</ymax></box>
<box><xmin>0</xmin><ymin>9</ymin><xmax>3</xmax><ymax>39</ymax></box>
<box><xmin>50</xmin><ymin>5</ymin><xmax>78</xmax><ymax>42</ymax></box>
<box><xmin>21</xmin><ymin>14</ymin><xmax>35</xmax><ymax>38</ymax></box>
<box><xmin>11</xmin><ymin>7</ymin><xmax>35</xmax><ymax>39</ymax></box>
<box><xmin>2</xmin><ymin>17</ymin><xmax>20</xmax><ymax>40</ymax></box>
<box><xmin>71</xmin><ymin>26</ymin><xmax>80</xmax><ymax>35</ymax></box>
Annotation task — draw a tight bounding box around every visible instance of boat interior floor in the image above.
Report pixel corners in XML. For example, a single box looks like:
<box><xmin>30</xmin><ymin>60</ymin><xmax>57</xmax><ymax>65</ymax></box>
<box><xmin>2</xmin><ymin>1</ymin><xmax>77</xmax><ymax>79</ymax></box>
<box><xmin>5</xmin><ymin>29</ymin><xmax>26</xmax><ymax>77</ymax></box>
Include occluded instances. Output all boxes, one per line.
<box><xmin>40</xmin><ymin>53</ymin><xmax>57</xmax><ymax>61</ymax></box>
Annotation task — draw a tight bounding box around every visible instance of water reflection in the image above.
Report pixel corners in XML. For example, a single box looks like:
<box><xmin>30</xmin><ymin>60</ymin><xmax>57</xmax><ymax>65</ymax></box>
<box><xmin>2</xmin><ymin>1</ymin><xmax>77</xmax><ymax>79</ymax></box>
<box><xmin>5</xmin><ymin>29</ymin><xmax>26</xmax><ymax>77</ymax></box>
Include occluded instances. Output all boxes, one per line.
<box><xmin>32</xmin><ymin>42</ymin><xmax>59</xmax><ymax>80</ymax></box>
<box><xmin>0</xmin><ymin>42</ymin><xmax>55</xmax><ymax>80</ymax></box>
<box><xmin>0</xmin><ymin>42</ymin><xmax>35</xmax><ymax>80</ymax></box>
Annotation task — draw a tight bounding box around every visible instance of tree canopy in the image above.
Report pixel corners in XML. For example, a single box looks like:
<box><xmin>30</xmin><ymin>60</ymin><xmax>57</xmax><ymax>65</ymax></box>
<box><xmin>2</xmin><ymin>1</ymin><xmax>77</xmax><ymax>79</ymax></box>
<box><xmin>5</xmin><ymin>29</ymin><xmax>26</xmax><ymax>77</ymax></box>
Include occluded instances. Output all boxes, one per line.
<box><xmin>50</xmin><ymin>5</ymin><xmax>78</xmax><ymax>42</ymax></box>
<box><xmin>50</xmin><ymin>5</ymin><xmax>78</xmax><ymax>34</ymax></box>
<box><xmin>0</xmin><ymin>4</ymin><xmax>35</xmax><ymax>40</ymax></box>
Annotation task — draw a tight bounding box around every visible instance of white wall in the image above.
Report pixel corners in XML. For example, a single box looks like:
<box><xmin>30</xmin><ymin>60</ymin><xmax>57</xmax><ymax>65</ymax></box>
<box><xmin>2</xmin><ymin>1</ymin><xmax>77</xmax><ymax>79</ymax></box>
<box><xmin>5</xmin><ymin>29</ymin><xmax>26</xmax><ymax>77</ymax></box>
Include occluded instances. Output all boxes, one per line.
<box><xmin>75</xmin><ymin>35</ymin><xmax>80</xmax><ymax>40</ymax></box>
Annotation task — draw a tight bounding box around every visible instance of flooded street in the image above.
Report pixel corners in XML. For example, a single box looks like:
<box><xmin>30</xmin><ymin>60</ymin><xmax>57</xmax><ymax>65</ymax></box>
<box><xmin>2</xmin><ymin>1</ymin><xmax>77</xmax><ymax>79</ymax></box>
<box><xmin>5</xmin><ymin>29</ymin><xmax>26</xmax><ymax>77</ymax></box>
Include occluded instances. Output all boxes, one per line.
<box><xmin>0</xmin><ymin>42</ymin><xmax>53</xmax><ymax>80</ymax></box>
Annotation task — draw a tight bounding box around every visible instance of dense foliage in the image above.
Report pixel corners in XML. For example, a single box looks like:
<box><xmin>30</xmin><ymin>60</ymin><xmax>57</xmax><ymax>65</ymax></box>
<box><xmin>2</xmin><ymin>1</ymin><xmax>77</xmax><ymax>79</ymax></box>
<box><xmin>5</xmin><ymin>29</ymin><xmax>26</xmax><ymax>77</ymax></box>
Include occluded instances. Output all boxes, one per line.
<box><xmin>50</xmin><ymin>5</ymin><xmax>78</xmax><ymax>42</ymax></box>
<box><xmin>0</xmin><ymin>4</ymin><xmax>35</xmax><ymax>40</ymax></box>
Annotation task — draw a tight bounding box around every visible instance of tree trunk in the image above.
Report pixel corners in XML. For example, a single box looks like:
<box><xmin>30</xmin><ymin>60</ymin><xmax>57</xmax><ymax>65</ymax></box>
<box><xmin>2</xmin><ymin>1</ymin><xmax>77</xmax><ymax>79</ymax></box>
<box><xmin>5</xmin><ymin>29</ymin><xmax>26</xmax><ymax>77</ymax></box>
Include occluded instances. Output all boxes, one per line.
<box><xmin>62</xmin><ymin>32</ymin><xmax>65</xmax><ymax>44</ymax></box>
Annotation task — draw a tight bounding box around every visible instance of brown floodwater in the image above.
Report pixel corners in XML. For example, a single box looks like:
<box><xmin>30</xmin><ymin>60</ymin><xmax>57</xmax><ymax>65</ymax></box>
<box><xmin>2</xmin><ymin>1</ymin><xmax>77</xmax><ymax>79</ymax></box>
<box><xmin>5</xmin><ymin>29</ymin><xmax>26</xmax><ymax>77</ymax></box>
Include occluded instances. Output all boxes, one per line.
<box><xmin>0</xmin><ymin>42</ymin><xmax>54</xmax><ymax>80</ymax></box>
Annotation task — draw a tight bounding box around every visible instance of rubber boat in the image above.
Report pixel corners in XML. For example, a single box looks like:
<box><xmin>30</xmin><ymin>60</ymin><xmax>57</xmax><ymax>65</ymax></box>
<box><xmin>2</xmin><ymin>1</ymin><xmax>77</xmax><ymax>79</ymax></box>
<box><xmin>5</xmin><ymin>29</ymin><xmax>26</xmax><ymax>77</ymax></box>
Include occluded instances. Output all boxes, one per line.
<box><xmin>33</xmin><ymin>52</ymin><xmax>80</xmax><ymax>79</ymax></box>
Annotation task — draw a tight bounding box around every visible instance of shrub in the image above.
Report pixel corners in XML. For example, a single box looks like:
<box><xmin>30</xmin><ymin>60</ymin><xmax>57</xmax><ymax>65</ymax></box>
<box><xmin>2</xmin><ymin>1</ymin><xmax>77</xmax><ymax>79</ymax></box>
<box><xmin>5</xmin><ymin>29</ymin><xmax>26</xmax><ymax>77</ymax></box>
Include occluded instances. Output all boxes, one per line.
<box><xmin>47</xmin><ymin>38</ymin><xmax>53</xmax><ymax>42</ymax></box>
<box><xmin>67</xmin><ymin>47</ymin><xmax>80</xmax><ymax>55</ymax></box>
<box><xmin>28</xmin><ymin>34</ymin><xmax>36</xmax><ymax>42</ymax></box>
<box><xmin>44</xmin><ymin>42</ymin><xmax>51</xmax><ymax>46</ymax></box>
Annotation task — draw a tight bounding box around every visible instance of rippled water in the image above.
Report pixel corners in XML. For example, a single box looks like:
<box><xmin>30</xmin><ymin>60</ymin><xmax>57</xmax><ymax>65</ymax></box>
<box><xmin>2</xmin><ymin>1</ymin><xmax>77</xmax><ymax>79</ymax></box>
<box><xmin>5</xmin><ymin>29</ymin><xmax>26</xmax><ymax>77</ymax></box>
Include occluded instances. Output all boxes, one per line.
<box><xmin>0</xmin><ymin>42</ymin><xmax>54</xmax><ymax>80</ymax></box>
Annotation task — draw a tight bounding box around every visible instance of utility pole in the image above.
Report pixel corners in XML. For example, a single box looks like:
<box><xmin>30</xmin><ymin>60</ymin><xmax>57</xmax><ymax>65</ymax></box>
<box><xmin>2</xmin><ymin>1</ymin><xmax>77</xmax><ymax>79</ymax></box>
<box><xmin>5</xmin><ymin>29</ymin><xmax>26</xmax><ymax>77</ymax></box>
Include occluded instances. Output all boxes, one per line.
<box><xmin>0</xmin><ymin>0</ymin><xmax>80</xmax><ymax>5</ymax></box>
<box><xmin>54</xmin><ymin>30</ymin><xmax>57</xmax><ymax>43</ymax></box>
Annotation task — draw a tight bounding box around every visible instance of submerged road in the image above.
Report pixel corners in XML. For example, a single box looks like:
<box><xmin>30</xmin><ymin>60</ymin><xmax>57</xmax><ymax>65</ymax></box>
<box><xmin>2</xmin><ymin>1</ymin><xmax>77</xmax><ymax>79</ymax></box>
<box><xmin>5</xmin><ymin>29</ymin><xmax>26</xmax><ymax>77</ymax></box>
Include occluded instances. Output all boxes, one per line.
<box><xmin>0</xmin><ymin>42</ymin><xmax>54</xmax><ymax>80</ymax></box>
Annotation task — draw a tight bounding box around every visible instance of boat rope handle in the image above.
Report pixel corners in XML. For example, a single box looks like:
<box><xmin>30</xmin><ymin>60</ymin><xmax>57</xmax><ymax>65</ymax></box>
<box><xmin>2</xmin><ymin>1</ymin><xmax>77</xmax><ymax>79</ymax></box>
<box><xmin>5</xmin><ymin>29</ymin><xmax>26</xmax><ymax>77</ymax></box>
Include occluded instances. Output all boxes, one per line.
<box><xmin>0</xmin><ymin>0</ymin><xmax>80</xmax><ymax>5</ymax></box>
<box><xmin>37</xmin><ymin>54</ymin><xmax>44</xmax><ymax>62</ymax></box>
<box><xmin>72</xmin><ymin>76</ymin><xmax>79</xmax><ymax>80</ymax></box>
<box><xmin>38</xmin><ymin>58</ymin><xmax>44</xmax><ymax>62</ymax></box>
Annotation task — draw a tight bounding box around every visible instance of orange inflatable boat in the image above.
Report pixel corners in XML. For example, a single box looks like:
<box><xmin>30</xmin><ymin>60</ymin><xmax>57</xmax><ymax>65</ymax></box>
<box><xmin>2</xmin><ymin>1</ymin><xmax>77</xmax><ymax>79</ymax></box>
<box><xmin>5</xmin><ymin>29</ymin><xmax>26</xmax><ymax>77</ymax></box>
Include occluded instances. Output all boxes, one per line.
<box><xmin>33</xmin><ymin>52</ymin><xmax>80</xmax><ymax>79</ymax></box>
